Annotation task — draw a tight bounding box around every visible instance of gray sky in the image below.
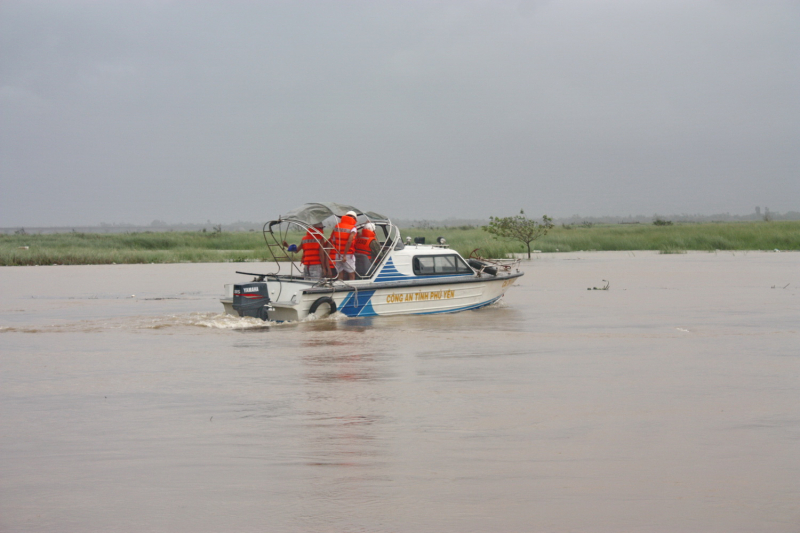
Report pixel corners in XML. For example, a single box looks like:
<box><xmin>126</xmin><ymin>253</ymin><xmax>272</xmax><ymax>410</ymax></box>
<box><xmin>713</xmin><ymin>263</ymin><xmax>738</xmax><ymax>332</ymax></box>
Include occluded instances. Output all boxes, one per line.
<box><xmin>1</xmin><ymin>0</ymin><xmax>798</xmax><ymax>226</ymax></box>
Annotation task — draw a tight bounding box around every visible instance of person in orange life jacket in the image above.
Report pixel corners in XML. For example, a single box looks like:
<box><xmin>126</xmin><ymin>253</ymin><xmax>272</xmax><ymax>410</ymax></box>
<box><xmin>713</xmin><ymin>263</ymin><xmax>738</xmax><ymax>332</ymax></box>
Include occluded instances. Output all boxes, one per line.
<box><xmin>354</xmin><ymin>222</ymin><xmax>381</xmax><ymax>276</ymax></box>
<box><xmin>300</xmin><ymin>222</ymin><xmax>330</xmax><ymax>279</ymax></box>
<box><xmin>330</xmin><ymin>211</ymin><xmax>358</xmax><ymax>281</ymax></box>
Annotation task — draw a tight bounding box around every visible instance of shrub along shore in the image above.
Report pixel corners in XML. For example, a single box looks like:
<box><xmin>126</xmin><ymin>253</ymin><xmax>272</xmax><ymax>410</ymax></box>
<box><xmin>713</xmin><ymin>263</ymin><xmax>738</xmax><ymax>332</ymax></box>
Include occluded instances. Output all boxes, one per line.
<box><xmin>1</xmin><ymin>221</ymin><xmax>798</xmax><ymax>266</ymax></box>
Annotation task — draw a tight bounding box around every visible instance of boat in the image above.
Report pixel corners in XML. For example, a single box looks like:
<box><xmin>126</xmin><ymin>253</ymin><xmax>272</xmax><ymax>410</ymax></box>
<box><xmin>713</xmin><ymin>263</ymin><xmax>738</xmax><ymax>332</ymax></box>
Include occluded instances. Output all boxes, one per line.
<box><xmin>220</xmin><ymin>202</ymin><xmax>523</xmax><ymax>321</ymax></box>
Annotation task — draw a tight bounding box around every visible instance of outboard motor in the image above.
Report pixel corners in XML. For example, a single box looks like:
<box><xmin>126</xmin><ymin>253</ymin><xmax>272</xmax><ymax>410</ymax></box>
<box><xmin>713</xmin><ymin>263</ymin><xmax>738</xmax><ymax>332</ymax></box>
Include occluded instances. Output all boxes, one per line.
<box><xmin>232</xmin><ymin>282</ymin><xmax>271</xmax><ymax>321</ymax></box>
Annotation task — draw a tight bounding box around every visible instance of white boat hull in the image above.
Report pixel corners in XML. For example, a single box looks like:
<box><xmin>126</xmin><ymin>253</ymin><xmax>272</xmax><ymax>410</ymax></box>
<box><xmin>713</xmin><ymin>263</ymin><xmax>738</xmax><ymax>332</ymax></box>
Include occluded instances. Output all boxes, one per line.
<box><xmin>221</xmin><ymin>273</ymin><xmax>520</xmax><ymax>322</ymax></box>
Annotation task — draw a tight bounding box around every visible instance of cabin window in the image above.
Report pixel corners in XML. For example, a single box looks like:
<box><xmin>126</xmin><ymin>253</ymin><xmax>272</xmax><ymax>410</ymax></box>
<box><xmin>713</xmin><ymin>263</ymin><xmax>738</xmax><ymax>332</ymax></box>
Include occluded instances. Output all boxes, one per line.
<box><xmin>413</xmin><ymin>255</ymin><xmax>472</xmax><ymax>276</ymax></box>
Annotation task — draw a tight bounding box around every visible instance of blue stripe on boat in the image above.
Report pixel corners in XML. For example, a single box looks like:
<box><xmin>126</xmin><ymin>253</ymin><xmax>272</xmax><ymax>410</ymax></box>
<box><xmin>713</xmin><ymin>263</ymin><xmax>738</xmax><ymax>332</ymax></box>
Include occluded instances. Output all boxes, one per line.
<box><xmin>373</xmin><ymin>258</ymin><xmax>410</xmax><ymax>282</ymax></box>
<box><xmin>414</xmin><ymin>295</ymin><xmax>503</xmax><ymax>315</ymax></box>
<box><xmin>338</xmin><ymin>290</ymin><xmax>377</xmax><ymax>317</ymax></box>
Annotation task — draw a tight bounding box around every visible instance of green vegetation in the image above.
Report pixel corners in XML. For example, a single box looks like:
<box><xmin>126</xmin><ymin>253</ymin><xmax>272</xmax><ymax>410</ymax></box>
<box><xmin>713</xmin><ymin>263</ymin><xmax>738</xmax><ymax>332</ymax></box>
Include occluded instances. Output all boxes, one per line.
<box><xmin>1</xmin><ymin>221</ymin><xmax>798</xmax><ymax>266</ymax></box>
<box><xmin>0</xmin><ymin>231</ymin><xmax>276</xmax><ymax>266</ymax></box>
<box><xmin>402</xmin><ymin>220</ymin><xmax>800</xmax><ymax>257</ymax></box>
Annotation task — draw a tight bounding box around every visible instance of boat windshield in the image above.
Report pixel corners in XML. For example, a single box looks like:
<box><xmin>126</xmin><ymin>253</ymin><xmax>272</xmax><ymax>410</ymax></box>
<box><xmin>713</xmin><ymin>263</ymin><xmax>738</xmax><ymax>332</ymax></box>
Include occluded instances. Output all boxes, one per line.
<box><xmin>413</xmin><ymin>254</ymin><xmax>472</xmax><ymax>276</ymax></box>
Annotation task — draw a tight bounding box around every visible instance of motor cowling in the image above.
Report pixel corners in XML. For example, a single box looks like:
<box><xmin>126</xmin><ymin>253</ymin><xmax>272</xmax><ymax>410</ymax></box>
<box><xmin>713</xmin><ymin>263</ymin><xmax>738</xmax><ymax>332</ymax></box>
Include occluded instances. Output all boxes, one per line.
<box><xmin>232</xmin><ymin>282</ymin><xmax>271</xmax><ymax>320</ymax></box>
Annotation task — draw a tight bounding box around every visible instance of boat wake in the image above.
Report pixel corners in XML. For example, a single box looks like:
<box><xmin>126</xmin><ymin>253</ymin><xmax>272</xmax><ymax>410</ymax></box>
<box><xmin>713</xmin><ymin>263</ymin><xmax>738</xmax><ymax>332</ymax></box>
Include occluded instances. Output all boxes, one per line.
<box><xmin>0</xmin><ymin>301</ymin><xmax>504</xmax><ymax>334</ymax></box>
<box><xmin>0</xmin><ymin>312</ymin><xmax>278</xmax><ymax>334</ymax></box>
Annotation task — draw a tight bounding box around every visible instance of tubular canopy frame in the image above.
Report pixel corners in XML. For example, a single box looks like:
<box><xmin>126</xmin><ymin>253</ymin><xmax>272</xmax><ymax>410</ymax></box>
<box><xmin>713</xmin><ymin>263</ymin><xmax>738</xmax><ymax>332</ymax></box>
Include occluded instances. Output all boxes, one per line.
<box><xmin>261</xmin><ymin>203</ymin><xmax>397</xmax><ymax>279</ymax></box>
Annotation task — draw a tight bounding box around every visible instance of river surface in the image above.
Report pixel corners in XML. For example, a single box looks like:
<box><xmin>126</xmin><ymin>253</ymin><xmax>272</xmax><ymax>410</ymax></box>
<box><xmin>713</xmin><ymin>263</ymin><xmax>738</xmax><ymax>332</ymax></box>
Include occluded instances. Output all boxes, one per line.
<box><xmin>1</xmin><ymin>252</ymin><xmax>798</xmax><ymax>532</ymax></box>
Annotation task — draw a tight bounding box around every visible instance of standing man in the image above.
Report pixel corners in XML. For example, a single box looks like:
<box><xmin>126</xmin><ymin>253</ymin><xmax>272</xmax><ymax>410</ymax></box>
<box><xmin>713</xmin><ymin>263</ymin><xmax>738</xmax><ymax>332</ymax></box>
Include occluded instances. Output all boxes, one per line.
<box><xmin>354</xmin><ymin>222</ymin><xmax>381</xmax><ymax>276</ymax></box>
<box><xmin>330</xmin><ymin>210</ymin><xmax>358</xmax><ymax>281</ymax></box>
<box><xmin>300</xmin><ymin>222</ymin><xmax>330</xmax><ymax>279</ymax></box>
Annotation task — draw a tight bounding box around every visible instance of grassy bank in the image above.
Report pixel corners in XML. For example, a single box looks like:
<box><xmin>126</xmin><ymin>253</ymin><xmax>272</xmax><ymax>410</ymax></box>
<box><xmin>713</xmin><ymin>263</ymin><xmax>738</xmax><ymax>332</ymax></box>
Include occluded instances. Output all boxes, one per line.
<box><xmin>1</xmin><ymin>221</ymin><xmax>798</xmax><ymax>266</ymax></box>
<box><xmin>407</xmin><ymin>220</ymin><xmax>800</xmax><ymax>256</ymax></box>
<box><xmin>0</xmin><ymin>231</ymin><xmax>274</xmax><ymax>266</ymax></box>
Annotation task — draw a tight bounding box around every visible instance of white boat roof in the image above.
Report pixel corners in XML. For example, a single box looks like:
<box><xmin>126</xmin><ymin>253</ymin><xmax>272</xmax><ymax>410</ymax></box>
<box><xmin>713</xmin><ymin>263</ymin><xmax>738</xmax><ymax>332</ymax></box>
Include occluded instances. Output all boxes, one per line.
<box><xmin>394</xmin><ymin>244</ymin><xmax>460</xmax><ymax>256</ymax></box>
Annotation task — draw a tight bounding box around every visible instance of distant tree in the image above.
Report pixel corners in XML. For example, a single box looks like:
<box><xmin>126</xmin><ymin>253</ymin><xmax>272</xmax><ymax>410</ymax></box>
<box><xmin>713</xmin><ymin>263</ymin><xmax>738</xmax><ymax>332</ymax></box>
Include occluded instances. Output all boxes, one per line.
<box><xmin>483</xmin><ymin>210</ymin><xmax>553</xmax><ymax>259</ymax></box>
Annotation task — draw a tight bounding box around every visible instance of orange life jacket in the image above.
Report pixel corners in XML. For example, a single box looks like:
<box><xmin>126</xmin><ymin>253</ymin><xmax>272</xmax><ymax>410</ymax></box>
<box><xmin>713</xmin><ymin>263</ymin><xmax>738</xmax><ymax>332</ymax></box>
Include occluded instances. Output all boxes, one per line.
<box><xmin>300</xmin><ymin>228</ymin><xmax>326</xmax><ymax>266</ymax></box>
<box><xmin>354</xmin><ymin>229</ymin><xmax>377</xmax><ymax>259</ymax></box>
<box><xmin>330</xmin><ymin>215</ymin><xmax>357</xmax><ymax>257</ymax></box>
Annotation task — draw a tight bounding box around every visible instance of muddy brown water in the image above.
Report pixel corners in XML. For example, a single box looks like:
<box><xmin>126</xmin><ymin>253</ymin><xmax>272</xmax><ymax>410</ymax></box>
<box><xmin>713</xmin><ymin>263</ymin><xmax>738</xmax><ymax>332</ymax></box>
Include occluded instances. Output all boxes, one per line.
<box><xmin>1</xmin><ymin>252</ymin><xmax>798</xmax><ymax>532</ymax></box>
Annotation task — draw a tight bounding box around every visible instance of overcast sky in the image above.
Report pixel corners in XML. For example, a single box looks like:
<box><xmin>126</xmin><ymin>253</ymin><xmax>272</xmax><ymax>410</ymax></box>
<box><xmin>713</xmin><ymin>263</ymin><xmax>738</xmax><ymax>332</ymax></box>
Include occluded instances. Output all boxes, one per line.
<box><xmin>1</xmin><ymin>1</ymin><xmax>798</xmax><ymax>226</ymax></box>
